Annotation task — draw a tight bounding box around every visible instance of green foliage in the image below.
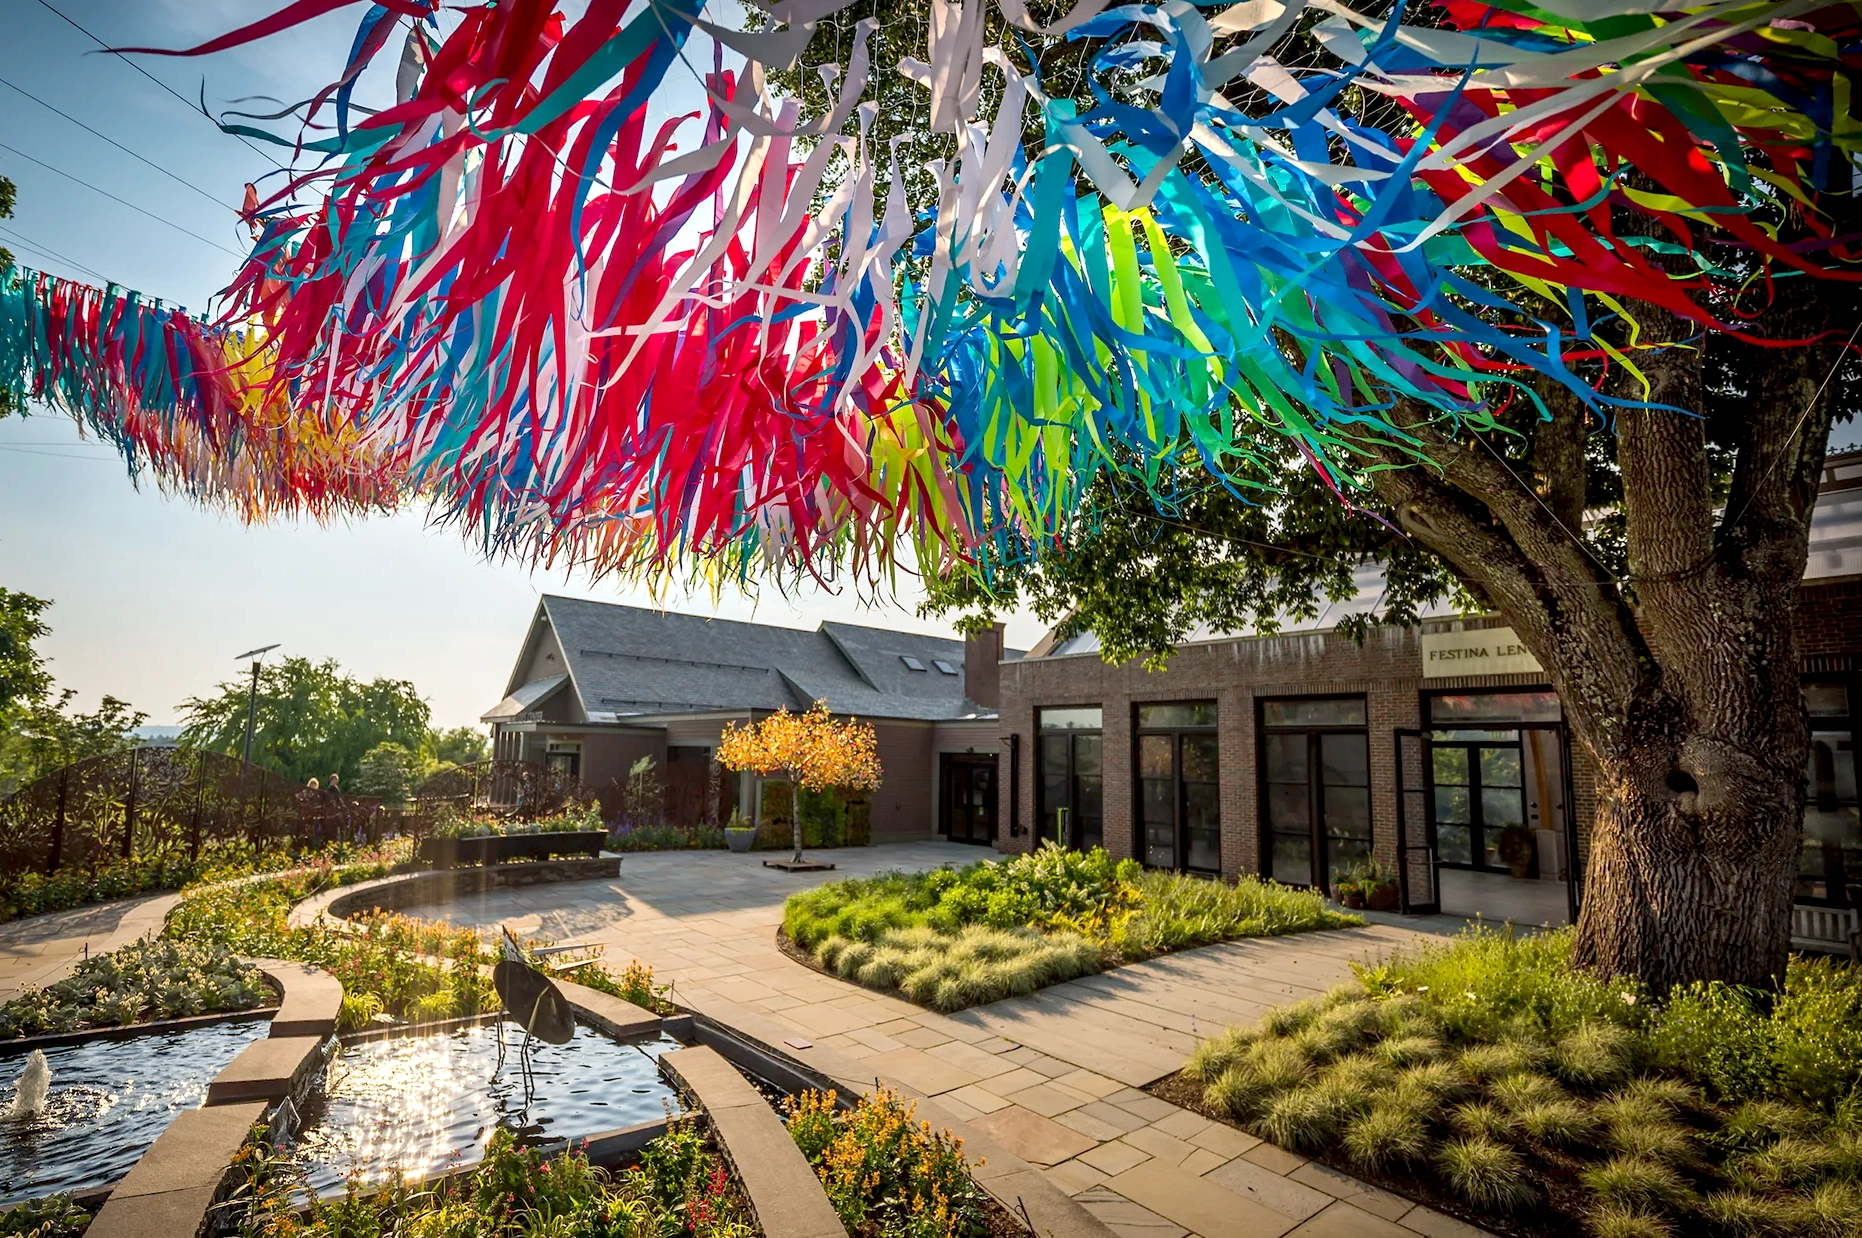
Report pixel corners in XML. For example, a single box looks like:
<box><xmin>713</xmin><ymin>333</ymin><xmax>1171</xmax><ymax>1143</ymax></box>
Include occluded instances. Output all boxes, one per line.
<box><xmin>1647</xmin><ymin>957</ymin><xmax>1862</xmax><ymax>1114</ymax></box>
<box><xmin>1436</xmin><ymin>1136</ymin><xmax>1535</xmax><ymax>1209</ymax></box>
<box><xmin>428</xmin><ymin>802</ymin><xmax>606</xmax><ymax>839</ymax></box>
<box><xmin>818</xmin><ymin>923</ymin><xmax>1102</xmax><ymax>1012</ymax></box>
<box><xmin>1185</xmin><ymin>927</ymin><xmax>1862</xmax><ymax>1231</ymax></box>
<box><xmin>178</xmin><ymin>656</ymin><xmax>431</xmax><ymax>788</ymax></box>
<box><xmin>353</xmin><ymin>742</ymin><xmax>429</xmax><ymax>808</ymax></box>
<box><xmin>0</xmin><ymin>586</ymin><xmax>51</xmax><ymax>715</ymax></box>
<box><xmin>0</xmin><ymin>690</ymin><xmax>148</xmax><ymax>799</ymax></box>
<box><xmin>0</xmin><ymin>1191</ymin><xmax>88</xmax><ymax>1238</ymax></box>
<box><xmin>784</xmin><ymin>1087</ymin><xmax>990</xmax><ymax>1238</ymax></box>
<box><xmin>0</xmin><ymin>936</ymin><xmax>269</xmax><ymax>1038</ymax></box>
<box><xmin>156</xmin><ymin>849</ymin><xmax>494</xmax><ymax>1026</ymax></box>
<box><xmin>238</xmin><ymin>1122</ymin><xmax>751</xmax><ymax>1238</ymax></box>
<box><xmin>0</xmin><ymin>838</ymin><xmax>298</xmax><ymax>923</ymax></box>
<box><xmin>571</xmin><ymin>958</ymin><xmax>677</xmax><ymax>1016</ymax></box>
<box><xmin>425</xmin><ymin>726</ymin><xmax>488</xmax><ymax>768</ymax></box>
<box><xmin>1356</xmin><ymin>924</ymin><xmax>1646</xmax><ymax>1042</ymax></box>
<box><xmin>783</xmin><ymin>846</ymin><xmax>1348</xmax><ymax>1011</ymax></box>
<box><xmin>609</xmin><ymin>822</ymin><xmax>727</xmax><ymax>851</ymax></box>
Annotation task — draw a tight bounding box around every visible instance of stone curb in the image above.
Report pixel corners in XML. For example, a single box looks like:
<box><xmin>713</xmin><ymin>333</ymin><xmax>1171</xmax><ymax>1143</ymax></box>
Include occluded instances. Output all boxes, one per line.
<box><xmin>80</xmin><ymin>1101</ymin><xmax>268</xmax><ymax>1238</ymax></box>
<box><xmin>688</xmin><ymin>999</ymin><xmax>1115</xmax><ymax>1238</ymax></box>
<box><xmin>659</xmin><ymin>1046</ymin><xmax>848</xmax><ymax>1238</ymax></box>
<box><xmin>249</xmin><ymin>957</ymin><xmax>343</xmax><ymax>1039</ymax></box>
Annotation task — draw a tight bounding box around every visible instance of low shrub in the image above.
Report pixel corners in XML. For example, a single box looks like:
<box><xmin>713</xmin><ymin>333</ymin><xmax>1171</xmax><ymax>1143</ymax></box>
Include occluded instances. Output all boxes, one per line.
<box><xmin>236</xmin><ymin>1122</ymin><xmax>752</xmax><ymax>1238</ymax></box>
<box><xmin>784</xmin><ymin>1087</ymin><xmax>991</xmax><ymax>1238</ymax></box>
<box><xmin>428</xmin><ymin>802</ymin><xmax>605</xmax><ymax>839</ymax></box>
<box><xmin>1184</xmin><ymin>925</ymin><xmax>1862</xmax><ymax>1236</ymax></box>
<box><xmin>785</xmin><ymin>845</ymin><xmax>1353</xmax><ymax>1010</ymax></box>
<box><xmin>0</xmin><ymin>936</ymin><xmax>269</xmax><ymax>1039</ymax></box>
<box><xmin>0</xmin><ymin>839</ymin><xmax>312</xmax><ymax>923</ymax></box>
<box><xmin>573</xmin><ymin>958</ymin><xmax>678</xmax><ymax>1016</ymax></box>
<box><xmin>607</xmin><ymin>823</ymin><xmax>726</xmax><ymax>852</ymax></box>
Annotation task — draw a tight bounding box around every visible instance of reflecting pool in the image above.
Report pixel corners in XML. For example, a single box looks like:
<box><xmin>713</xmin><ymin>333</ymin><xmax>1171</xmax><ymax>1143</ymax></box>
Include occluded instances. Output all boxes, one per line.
<box><xmin>0</xmin><ymin>1017</ymin><xmax>271</xmax><ymax>1204</ymax></box>
<box><xmin>292</xmin><ymin>1022</ymin><xmax>679</xmax><ymax>1194</ymax></box>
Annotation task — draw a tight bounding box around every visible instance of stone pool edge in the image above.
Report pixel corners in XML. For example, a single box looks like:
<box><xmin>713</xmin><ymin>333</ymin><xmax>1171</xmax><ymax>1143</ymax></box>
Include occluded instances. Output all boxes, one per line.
<box><xmin>79</xmin><ymin>958</ymin><xmax>344</xmax><ymax>1238</ymax></box>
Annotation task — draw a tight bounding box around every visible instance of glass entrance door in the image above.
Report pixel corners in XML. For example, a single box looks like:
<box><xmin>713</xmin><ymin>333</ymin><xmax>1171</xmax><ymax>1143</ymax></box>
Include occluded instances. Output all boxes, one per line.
<box><xmin>939</xmin><ymin>754</ymin><xmax>998</xmax><ymax>845</ymax></box>
<box><xmin>1037</xmin><ymin>707</ymin><xmax>1103</xmax><ymax>850</ymax></box>
<box><xmin>1430</xmin><ymin>739</ymin><xmax>1524</xmax><ymax>870</ymax></box>
<box><xmin>1259</xmin><ymin>698</ymin><xmax>1369</xmax><ymax>891</ymax></box>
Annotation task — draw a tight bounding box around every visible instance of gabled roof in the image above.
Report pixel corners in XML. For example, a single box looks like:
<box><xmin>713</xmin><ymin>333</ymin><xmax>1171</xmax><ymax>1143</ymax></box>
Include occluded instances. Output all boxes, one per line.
<box><xmin>494</xmin><ymin>596</ymin><xmax>1017</xmax><ymax>724</ymax></box>
<box><xmin>481</xmin><ymin>673</ymin><xmax>569</xmax><ymax>722</ymax></box>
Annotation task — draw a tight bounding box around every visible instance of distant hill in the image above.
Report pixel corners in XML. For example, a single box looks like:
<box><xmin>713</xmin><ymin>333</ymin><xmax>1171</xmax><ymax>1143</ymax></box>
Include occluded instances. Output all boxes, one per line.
<box><xmin>131</xmin><ymin>725</ymin><xmax>185</xmax><ymax>743</ymax></box>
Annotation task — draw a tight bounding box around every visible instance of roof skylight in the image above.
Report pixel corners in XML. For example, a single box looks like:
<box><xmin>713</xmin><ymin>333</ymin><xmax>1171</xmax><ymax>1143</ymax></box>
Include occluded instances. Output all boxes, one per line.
<box><xmin>900</xmin><ymin>655</ymin><xmax>927</xmax><ymax>671</ymax></box>
<box><xmin>932</xmin><ymin>660</ymin><xmax>959</xmax><ymax>675</ymax></box>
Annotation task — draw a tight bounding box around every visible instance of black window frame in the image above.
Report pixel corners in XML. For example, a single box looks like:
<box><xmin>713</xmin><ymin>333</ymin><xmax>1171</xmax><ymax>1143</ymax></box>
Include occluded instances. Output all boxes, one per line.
<box><xmin>1257</xmin><ymin>695</ymin><xmax>1370</xmax><ymax>893</ymax></box>
<box><xmin>1036</xmin><ymin>707</ymin><xmax>1104</xmax><ymax>851</ymax></box>
<box><xmin>1134</xmin><ymin>701</ymin><xmax>1221</xmax><ymax>874</ymax></box>
<box><xmin>1419</xmin><ymin>687</ymin><xmax>1564</xmax><ymax>877</ymax></box>
<box><xmin>1800</xmin><ymin>671</ymin><xmax>1861</xmax><ymax>909</ymax></box>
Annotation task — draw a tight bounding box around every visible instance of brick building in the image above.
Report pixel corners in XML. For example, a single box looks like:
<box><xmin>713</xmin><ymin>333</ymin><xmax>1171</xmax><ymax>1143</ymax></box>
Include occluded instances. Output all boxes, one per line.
<box><xmin>482</xmin><ymin>596</ymin><xmax>1018</xmax><ymax>843</ymax></box>
<box><xmin>992</xmin><ymin>449</ymin><xmax>1862</xmax><ymax>929</ymax></box>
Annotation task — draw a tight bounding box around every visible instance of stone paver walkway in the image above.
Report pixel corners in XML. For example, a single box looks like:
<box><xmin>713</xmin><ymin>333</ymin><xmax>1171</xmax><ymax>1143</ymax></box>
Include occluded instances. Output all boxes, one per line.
<box><xmin>0</xmin><ymin>891</ymin><xmax>180</xmax><ymax>1000</ymax></box>
<box><xmin>338</xmin><ymin>844</ymin><xmax>1494</xmax><ymax>1238</ymax></box>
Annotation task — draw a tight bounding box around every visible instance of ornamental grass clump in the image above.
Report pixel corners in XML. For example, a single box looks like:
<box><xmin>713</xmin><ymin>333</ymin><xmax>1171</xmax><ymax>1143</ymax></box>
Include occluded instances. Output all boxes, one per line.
<box><xmin>784</xmin><ymin>1087</ymin><xmax>991</xmax><ymax>1238</ymax></box>
<box><xmin>1178</xmin><ymin>924</ymin><xmax>1862</xmax><ymax>1237</ymax></box>
<box><xmin>783</xmin><ymin>845</ymin><xmax>1353</xmax><ymax>1011</ymax></box>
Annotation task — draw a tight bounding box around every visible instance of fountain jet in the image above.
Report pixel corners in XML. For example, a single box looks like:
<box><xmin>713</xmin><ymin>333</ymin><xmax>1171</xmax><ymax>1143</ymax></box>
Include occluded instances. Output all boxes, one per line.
<box><xmin>6</xmin><ymin>1049</ymin><xmax>50</xmax><ymax>1121</ymax></box>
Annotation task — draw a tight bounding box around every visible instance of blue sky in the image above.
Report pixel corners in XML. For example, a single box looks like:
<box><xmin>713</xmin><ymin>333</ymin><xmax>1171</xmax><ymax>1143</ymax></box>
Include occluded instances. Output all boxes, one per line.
<box><xmin>0</xmin><ymin>0</ymin><xmax>1044</xmax><ymax>728</ymax></box>
<box><xmin>4</xmin><ymin>3</ymin><xmax>1856</xmax><ymax>729</ymax></box>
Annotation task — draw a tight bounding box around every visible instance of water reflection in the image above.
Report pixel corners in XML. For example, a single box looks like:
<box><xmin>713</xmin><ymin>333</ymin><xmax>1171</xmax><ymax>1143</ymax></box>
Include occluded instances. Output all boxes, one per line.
<box><xmin>292</xmin><ymin>1022</ymin><xmax>679</xmax><ymax>1194</ymax></box>
<box><xmin>0</xmin><ymin>1018</ymin><xmax>271</xmax><ymax>1204</ymax></box>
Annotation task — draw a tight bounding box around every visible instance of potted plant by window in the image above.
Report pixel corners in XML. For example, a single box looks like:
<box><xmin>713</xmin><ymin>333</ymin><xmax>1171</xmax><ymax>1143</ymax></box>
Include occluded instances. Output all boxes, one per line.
<box><xmin>723</xmin><ymin>809</ymin><xmax>757</xmax><ymax>854</ymax></box>
<box><xmin>1497</xmin><ymin>825</ymin><xmax>1537</xmax><ymax>879</ymax></box>
<box><xmin>1358</xmin><ymin>857</ymin><xmax>1401</xmax><ymax>910</ymax></box>
<box><xmin>1333</xmin><ymin>877</ymin><xmax>1364</xmax><ymax>909</ymax></box>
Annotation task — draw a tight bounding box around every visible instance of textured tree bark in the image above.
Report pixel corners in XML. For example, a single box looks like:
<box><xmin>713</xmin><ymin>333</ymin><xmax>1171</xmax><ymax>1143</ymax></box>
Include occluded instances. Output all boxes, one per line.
<box><xmin>1365</xmin><ymin>270</ymin><xmax>1841</xmax><ymax>989</ymax></box>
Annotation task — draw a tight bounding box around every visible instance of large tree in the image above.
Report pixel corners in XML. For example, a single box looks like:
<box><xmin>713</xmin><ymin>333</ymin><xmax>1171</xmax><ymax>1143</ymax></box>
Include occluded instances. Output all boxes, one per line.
<box><xmin>177</xmin><ymin>656</ymin><xmax>431</xmax><ymax>788</ymax></box>
<box><xmin>757</xmin><ymin>3</ymin><xmax>1862</xmax><ymax>992</ymax></box>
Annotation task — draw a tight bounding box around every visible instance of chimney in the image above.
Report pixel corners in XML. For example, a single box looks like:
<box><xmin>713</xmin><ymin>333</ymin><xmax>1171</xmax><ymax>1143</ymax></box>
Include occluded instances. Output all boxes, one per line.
<box><xmin>964</xmin><ymin>623</ymin><xmax>1004</xmax><ymax>710</ymax></box>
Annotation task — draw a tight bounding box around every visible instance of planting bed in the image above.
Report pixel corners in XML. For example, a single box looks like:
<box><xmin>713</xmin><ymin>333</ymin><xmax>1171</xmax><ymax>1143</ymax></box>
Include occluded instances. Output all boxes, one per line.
<box><xmin>784</xmin><ymin>846</ymin><xmax>1356</xmax><ymax>1012</ymax></box>
<box><xmin>1159</xmin><ymin>926</ymin><xmax>1862</xmax><ymax>1238</ymax></box>
<box><xmin>0</xmin><ymin>1016</ymin><xmax>271</xmax><ymax>1204</ymax></box>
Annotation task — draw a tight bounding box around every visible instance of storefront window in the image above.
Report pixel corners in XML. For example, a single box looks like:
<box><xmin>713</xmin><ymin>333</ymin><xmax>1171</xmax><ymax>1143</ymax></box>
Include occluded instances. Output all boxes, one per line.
<box><xmin>1136</xmin><ymin>702</ymin><xmax>1219</xmax><ymax>872</ymax></box>
<box><xmin>1260</xmin><ymin>697</ymin><xmax>1368</xmax><ymax>890</ymax></box>
<box><xmin>1800</xmin><ymin>679</ymin><xmax>1860</xmax><ymax>906</ymax></box>
<box><xmin>1038</xmin><ymin>707</ymin><xmax>1102</xmax><ymax>850</ymax></box>
<box><xmin>1429</xmin><ymin>692</ymin><xmax>1561</xmax><ymax>724</ymax></box>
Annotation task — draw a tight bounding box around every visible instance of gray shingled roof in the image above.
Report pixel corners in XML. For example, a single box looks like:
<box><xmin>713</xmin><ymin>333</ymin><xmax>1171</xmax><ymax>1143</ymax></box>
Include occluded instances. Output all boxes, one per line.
<box><xmin>519</xmin><ymin>596</ymin><xmax>1012</xmax><ymax>723</ymax></box>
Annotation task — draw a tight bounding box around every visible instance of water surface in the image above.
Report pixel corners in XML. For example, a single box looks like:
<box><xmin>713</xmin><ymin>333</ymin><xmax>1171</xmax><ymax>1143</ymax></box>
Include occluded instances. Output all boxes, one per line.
<box><xmin>0</xmin><ymin>1018</ymin><xmax>271</xmax><ymax>1204</ymax></box>
<box><xmin>292</xmin><ymin>1022</ymin><xmax>679</xmax><ymax>1194</ymax></box>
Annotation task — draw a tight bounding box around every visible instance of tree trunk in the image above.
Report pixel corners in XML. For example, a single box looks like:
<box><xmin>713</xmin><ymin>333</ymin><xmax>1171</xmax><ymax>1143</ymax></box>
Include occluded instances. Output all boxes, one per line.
<box><xmin>1568</xmin><ymin>699</ymin><xmax>1807</xmax><ymax>994</ymax></box>
<box><xmin>790</xmin><ymin>776</ymin><xmax>804</xmax><ymax>861</ymax></box>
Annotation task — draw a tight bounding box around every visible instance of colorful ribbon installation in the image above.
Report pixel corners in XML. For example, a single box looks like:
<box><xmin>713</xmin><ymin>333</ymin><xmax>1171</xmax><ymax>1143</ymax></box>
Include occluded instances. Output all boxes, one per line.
<box><xmin>10</xmin><ymin>0</ymin><xmax>1862</xmax><ymax>581</ymax></box>
<box><xmin>0</xmin><ymin>267</ymin><xmax>402</xmax><ymax>517</ymax></box>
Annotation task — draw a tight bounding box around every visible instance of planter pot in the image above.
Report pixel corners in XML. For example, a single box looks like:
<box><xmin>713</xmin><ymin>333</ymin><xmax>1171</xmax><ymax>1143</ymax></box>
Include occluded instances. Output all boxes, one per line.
<box><xmin>724</xmin><ymin>828</ymin><xmax>757</xmax><ymax>854</ymax></box>
<box><xmin>1337</xmin><ymin>888</ymin><xmax>1365</xmax><ymax>909</ymax></box>
<box><xmin>1366</xmin><ymin>883</ymin><xmax>1400</xmax><ymax>912</ymax></box>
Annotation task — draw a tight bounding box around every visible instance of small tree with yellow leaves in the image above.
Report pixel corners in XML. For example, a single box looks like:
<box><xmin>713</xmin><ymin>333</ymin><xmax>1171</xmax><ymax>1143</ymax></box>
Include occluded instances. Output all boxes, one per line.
<box><xmin>716</xmin><ymin>701</ymin><xmax>882</xmax><ymax>863</ymax></box>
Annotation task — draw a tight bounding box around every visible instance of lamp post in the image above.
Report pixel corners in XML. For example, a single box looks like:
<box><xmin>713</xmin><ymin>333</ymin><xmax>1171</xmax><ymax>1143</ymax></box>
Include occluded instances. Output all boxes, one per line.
<box><xmin>233</xmin><ymin>644</ymin><xmax>280</xmax><ymax>809</ymax></box>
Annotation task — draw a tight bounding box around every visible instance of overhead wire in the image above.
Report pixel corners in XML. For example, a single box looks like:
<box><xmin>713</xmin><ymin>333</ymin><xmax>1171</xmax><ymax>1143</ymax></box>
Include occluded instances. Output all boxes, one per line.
<box><xmin>0</xmin><ymin>75</ymin><xmax>239</xmax><ymax>215</ymax></box>
<box><xmin>0</xmin><ymin>225</ymin><xmax>113</xmax><ymax>282</ymax></box>
<box><xmin>30</xmin><ymin>0</ymin><xmax>290</xmax><ymax>172</ymax></box>
<box><xmin>0</xmin><ymin>141</ymin><xmax>245</xmax><ymax>258</ymax></box>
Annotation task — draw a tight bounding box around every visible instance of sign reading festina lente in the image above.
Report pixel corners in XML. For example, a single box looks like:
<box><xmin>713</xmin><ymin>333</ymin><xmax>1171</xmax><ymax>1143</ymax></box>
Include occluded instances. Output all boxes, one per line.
<box><xmin>1420</xmin><ymin>627</ymin><xmax>1545</xmax><ymax>678</ymax></box>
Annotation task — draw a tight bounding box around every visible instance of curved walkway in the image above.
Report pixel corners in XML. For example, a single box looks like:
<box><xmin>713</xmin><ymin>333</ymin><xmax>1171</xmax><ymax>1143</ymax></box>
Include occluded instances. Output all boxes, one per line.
<box><xmin>0</xmin><ymin>892</ymin><xmax>181</xmax><ymax>1000</ymax></box>
<box><xmin>370</xmin><ymin>842</ymin><xmax>1492</xmax><ymax>1238</ymax></box>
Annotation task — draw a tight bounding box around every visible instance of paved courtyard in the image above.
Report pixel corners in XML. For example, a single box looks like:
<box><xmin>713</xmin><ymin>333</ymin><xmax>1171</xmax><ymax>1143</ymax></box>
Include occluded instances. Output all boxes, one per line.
<box><xmin>0</xmin><ymin>891</ymin><xmax>177</xmax><ymax>1000</ymax></box>
<box><xmin>419</xmin><ymin>842</ymin><xmax>1492</xmax><ymax>1238</ymax></box>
